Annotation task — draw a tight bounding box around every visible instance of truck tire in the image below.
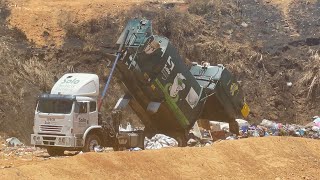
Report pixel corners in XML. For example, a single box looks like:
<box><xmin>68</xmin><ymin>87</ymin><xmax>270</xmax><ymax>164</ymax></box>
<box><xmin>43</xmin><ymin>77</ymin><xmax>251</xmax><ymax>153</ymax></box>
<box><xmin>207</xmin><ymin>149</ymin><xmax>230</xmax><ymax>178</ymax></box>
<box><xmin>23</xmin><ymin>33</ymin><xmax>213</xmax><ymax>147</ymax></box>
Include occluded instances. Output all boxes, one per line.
<box><xmin>47</xmin><ymin>147</ymin><xmax>65</xmax><ymax>156</ymax></box>
<box><xmin>83</xmin><ymin>134</ymin><xmax>102</xmax><ymax>152</ymax></box>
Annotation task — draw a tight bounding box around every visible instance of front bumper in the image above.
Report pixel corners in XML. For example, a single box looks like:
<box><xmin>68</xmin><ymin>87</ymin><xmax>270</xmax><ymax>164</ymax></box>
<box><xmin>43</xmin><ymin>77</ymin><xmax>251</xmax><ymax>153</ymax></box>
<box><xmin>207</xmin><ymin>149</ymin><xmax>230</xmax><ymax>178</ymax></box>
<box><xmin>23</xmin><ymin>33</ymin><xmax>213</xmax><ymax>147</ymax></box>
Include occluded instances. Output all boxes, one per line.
<box><xmin>31</xmin><ymin>134</ymin><xmax>81</xmax><ymax>147</ymax></box>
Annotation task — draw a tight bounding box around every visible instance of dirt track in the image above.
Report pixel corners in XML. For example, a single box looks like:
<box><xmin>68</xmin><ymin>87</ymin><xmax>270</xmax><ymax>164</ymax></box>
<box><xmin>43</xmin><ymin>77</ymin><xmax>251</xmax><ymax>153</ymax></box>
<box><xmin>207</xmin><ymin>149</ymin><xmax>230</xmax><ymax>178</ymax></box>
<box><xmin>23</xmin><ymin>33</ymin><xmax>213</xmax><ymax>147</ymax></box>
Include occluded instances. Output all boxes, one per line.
<box><xmin>1</xmin><ymin>137</ymin><xmax>319</xmax><ymax>179</ymax></box>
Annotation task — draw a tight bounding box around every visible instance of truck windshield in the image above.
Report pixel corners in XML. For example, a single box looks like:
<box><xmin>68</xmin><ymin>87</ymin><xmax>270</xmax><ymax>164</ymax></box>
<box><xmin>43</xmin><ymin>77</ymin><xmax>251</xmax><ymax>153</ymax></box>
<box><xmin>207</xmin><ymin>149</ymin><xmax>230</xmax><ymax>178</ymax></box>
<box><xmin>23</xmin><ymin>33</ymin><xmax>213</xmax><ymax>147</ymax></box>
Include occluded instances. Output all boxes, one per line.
<box><xmin>37</xmin><ymin>99</ymin><xmax>73</xmax><ymax>114</ymax></box>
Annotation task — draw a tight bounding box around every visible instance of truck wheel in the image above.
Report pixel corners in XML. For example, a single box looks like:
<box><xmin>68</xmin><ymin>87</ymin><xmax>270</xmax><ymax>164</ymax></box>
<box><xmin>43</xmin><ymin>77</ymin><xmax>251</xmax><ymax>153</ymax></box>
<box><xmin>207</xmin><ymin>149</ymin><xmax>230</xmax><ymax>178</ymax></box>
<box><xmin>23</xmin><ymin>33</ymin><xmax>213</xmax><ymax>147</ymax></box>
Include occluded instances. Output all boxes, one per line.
<box><xmin>47</xmin><ymin>147</ymin><xmax>65</xmax><ymax>156</ymax></box>
<box><xmin>83</xmin><ymin>134</ymin><xmax>101</xmax><ymax>152</ymax></box>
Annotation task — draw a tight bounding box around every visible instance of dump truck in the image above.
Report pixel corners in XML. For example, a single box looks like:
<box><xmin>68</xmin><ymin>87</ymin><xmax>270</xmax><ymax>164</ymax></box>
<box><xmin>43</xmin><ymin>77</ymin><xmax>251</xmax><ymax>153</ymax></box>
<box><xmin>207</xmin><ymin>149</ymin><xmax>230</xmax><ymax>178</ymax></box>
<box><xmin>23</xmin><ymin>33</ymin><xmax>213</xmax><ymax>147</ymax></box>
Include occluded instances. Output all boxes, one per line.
<box><xmin>31</xmin><ymin>19</ymin><xmax>249</xmax><ymax>155</ymax></box>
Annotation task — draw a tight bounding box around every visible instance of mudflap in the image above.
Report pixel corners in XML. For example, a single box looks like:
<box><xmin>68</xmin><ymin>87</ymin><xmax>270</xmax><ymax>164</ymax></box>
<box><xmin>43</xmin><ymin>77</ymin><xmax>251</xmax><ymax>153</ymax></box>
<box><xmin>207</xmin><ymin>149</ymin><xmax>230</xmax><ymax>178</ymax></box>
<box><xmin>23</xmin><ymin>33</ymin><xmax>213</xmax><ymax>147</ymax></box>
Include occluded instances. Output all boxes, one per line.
<box><xmin>168</xmin><ymin>131</ymin><xmax>188</xmax><ymax>147</ymax></box>
<box><xmin>229</xmin><ymin>119</ymin><xmax>240</xmax><ymax>135</ymax></box>
<box><xmin>100</xmin><ymin>110</ymin><xmax>122</xmax><ymax>148</ymax></box>
<box><xmin>174</xmin><ymin>133</ymin><xmax>187</xmax><ymax>147</ymax></box>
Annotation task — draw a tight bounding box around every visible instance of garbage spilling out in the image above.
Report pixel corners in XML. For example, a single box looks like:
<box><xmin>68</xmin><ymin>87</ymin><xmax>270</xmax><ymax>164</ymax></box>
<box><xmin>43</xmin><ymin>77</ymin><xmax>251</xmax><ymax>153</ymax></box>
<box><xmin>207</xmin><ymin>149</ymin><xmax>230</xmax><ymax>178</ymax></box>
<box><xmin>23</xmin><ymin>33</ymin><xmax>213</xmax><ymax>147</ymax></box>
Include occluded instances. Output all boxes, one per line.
<box><xmin>183</xmin><ymin>116</ymin><xmax>320</xmax><ymax>147</ymax></box>
<box><xmin>133</xmin><ymin>116</ymin><xmax>320</xmax><ymax>150</ymax></box>
<box><xmin>144</xmin><ymin>134</ymin><xmax>178</xmax><ymax>150</ymax></box>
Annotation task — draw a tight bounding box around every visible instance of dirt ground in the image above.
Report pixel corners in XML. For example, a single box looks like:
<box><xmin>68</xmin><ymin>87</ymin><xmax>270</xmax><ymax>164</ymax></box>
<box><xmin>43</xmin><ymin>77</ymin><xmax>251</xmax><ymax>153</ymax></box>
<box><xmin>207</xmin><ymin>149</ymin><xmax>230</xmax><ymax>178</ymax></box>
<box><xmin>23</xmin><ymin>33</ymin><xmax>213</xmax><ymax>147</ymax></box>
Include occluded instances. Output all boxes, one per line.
<box><xmin>0</xmin><ymin>137</ymin><xmax>319</xmax><ymax>179</ymax></box>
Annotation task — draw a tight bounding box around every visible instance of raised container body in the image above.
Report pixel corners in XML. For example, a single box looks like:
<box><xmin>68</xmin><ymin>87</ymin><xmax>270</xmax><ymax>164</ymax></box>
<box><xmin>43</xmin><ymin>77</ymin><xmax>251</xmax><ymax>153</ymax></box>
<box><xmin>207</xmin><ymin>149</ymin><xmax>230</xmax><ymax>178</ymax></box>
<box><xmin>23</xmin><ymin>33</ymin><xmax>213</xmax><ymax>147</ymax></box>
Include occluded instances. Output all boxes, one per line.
<box><xmin>115</xmin><ymin>19</ymin><xmax>249</xmax><ymax>136</ymax></box>
<box><xmin>117</xmin><ymin>35</ymin><xmax>206</xmax><ymax>133</ymax></box>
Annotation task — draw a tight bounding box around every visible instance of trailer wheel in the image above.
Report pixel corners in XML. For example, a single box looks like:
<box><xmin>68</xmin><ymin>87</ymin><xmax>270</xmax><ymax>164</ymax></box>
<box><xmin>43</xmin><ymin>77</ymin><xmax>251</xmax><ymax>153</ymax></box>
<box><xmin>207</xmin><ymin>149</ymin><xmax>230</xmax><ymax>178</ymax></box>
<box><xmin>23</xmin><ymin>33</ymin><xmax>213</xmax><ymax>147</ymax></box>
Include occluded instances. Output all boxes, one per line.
<box><xmin>83</xmin><ymin>134</ymin><xmax>102</xmax><ymax>152</ymax></box>
<box><xmin>47</xmin><ymin>147</ymin><xmax>65</xmax><ymax>156</ymax></box>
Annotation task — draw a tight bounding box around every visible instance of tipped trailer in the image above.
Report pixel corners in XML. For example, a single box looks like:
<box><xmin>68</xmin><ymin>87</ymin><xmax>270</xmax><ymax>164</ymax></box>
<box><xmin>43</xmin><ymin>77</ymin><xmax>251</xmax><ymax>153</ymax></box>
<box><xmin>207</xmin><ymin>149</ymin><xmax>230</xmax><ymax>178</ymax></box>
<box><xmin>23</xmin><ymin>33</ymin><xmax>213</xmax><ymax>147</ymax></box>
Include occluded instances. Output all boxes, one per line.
<box><xmin>113</xmin><ymin>19</ymin><xmax>249</xmax><ymax>145</ymax></box>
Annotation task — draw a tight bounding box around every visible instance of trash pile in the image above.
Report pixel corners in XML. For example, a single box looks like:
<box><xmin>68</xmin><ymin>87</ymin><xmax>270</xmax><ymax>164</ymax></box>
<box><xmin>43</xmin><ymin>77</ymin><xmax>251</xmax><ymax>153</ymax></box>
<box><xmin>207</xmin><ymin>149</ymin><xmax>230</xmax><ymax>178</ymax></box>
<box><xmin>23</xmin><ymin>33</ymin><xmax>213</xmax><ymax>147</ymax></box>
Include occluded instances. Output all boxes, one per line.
<box><xmin>186</xmin><ymin>116</ymin><xmax>320</xmax><ymax>147</ymax></box>
<box><xmin>0</xmin><ymin>136</ymin><xmax>50</xmax><ymax>168</ymax></box>
<box><xmin>213</xmin><ymin>116</ymin><xmax>319</xmax><ymax>142</ymax></box>
<box><xmin>237</xmin><ymin>116</ymin><xmax>320</xmax><ymax>139</ymax></box>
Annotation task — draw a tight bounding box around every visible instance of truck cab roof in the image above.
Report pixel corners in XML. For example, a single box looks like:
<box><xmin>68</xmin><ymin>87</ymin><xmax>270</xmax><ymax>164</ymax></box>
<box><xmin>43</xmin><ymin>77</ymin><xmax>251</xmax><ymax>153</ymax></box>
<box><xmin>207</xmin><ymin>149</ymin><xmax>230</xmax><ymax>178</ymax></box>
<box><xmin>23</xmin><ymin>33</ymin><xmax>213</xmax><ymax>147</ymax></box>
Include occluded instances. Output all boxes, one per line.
<box><xmin>51</xmin><ymin>73</ymin><xmax>99</xmax><ymax>97</ymax></box>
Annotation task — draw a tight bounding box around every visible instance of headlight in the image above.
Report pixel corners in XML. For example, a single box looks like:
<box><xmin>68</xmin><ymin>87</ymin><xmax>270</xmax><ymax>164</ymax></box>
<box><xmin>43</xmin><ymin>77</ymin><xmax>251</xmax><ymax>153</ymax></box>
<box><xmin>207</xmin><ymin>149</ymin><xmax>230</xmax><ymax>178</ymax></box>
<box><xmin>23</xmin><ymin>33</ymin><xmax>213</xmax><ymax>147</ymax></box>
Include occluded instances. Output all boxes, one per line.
<box><xmin>33</xmin><ymin>136</ymin><xmax>36</xmax><ymax>141</ymax></box>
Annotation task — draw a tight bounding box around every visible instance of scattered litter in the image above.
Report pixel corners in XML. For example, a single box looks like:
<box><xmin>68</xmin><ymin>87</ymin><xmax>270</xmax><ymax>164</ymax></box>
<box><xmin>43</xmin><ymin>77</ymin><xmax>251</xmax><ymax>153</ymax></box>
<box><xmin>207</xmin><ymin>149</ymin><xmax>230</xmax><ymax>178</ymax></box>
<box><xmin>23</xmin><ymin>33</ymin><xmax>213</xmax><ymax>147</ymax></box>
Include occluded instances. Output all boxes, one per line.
<box><xmin>129</xmin><ymin>147</ymin><xmax>142</xmax><ymax>151</ymax></box>
<box><xmin>241</xmin><ymin>22</ymin><xmax>248</xmax><ymax>28</ymax></box>
<box><xmin>94</xmin><ymin>145</ymin><xmax>104</xmax><ymax>152</ymax></box>
<box><xmin>226</xmin><ymin>134</ymin><xmax>238</xmax><ymax>140</ymax></box>
<box><xmin>187</xmin><ymin>138</ymin><xmax>198</xmax><ymax>146</ymax></box>
<box><xmin>6</xmin><ymin>137</ymin><xmax>23</xmax><ymax>147</ymax></box>
<box><xmin>144</xmin><ymin>134</ymin><xmax>178</xmax><ymax>150</ymax></box>
<box><xmin>312</xmin><ymin>126</ymin><xmax>319</xmax><ymax>132</ymax></box>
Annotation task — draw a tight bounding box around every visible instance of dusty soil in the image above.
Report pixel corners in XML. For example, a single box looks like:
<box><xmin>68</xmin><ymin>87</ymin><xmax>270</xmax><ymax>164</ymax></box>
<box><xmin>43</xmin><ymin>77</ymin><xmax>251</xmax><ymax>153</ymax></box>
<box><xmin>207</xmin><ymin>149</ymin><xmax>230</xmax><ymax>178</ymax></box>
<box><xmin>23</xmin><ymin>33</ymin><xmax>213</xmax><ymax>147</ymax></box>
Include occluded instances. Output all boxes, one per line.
<box><xmin>0</xmin><ymin>137</ymin><xmax>319</xmax><ymax>179</ymax></box>
<box><xmin>6</xmin><ymin>0</ymin><xmax>144</xmax><ymax>47</ymax></box>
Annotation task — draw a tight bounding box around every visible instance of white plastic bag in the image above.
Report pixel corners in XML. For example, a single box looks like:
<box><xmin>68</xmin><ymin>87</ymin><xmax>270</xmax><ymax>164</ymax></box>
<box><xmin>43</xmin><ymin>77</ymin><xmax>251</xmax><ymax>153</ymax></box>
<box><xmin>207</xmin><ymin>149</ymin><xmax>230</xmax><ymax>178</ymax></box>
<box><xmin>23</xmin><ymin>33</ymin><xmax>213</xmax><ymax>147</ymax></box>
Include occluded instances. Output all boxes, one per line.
<box><xmin>260</xmin><ymin>119</ymin><xmax>274</xmax><ymax>128</ymax></box>
<box><xmin>144</xmin><ymin>134</ymin><xmax>178</xmax><ymax>150</ymax></box>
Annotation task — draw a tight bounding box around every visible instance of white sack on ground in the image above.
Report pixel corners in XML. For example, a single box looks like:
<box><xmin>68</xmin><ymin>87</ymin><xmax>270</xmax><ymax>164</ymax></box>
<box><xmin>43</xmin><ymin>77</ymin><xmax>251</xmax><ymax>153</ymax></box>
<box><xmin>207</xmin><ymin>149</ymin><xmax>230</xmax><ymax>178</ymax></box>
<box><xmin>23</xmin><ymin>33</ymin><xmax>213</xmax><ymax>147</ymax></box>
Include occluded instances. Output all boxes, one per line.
<box><xmin>144</xmin><ymin>134</ymin><xmax>178</xmax><ymax>150</ymax></box>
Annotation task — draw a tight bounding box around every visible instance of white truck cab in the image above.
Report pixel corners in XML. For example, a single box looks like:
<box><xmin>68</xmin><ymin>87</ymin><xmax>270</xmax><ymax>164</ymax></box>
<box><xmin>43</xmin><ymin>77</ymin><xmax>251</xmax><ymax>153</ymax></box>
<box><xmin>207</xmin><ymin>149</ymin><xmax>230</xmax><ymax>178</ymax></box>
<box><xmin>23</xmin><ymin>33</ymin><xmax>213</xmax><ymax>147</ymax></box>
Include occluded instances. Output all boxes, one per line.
<box><xmin>31</xmin><ymin>73</ymin><xmax>102</xmax><ymax>155</ymax></box>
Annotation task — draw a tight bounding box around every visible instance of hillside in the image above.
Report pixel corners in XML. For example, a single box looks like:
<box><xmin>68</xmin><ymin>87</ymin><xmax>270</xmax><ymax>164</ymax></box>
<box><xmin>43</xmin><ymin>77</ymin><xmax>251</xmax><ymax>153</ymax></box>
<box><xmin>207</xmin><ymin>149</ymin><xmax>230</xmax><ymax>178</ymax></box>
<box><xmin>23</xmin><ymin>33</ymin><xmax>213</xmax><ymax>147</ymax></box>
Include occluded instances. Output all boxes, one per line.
<box><xmin>0</xmin><ymin>0</ymin><xmax>319</xmax><ymax>142</ymax></box>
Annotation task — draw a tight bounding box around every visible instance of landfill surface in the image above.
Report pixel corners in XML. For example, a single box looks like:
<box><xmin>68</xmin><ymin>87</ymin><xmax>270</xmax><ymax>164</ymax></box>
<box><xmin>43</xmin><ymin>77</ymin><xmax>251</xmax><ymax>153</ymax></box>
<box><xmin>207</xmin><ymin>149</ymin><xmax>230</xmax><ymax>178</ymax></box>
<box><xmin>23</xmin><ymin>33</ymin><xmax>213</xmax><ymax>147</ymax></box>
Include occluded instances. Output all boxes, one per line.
<box><xmin>0</xmin><ymin>137</ymin><xmax>320</xmax><ymax>179</ymax></box>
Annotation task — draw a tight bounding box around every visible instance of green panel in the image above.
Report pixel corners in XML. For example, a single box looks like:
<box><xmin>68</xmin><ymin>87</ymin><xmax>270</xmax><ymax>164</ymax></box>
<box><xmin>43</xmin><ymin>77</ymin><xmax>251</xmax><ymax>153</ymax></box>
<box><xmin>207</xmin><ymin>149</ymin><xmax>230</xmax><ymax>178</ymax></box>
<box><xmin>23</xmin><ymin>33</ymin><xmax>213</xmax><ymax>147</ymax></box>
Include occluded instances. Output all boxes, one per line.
<box><xmin>155</xmin><ymin>79</ymin><xmax>189</xmax><ymax>128</ymax></box>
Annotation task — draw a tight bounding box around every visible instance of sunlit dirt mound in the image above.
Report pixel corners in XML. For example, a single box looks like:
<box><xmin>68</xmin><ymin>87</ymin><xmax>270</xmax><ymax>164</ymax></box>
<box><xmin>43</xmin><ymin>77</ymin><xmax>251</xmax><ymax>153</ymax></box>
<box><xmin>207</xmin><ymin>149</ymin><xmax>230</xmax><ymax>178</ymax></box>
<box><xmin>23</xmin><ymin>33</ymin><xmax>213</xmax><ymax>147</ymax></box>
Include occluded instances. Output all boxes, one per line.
<box><xmin>1</xmin><ymin>137</ymin><xmax>319</xmax><ymax>179</ymax></box>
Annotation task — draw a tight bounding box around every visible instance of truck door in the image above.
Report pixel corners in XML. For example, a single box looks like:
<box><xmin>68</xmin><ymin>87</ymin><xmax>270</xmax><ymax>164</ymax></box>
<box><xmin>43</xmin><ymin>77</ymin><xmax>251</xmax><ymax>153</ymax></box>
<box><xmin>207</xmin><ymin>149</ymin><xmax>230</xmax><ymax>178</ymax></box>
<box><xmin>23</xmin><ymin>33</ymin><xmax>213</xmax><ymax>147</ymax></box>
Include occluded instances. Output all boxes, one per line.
<box><xmin>74</xmin><ymin>101</ymin><xmax>89</xmax><ymax>135</ymax></box>
<box><xmin>88</xmin><ymin>101</ymin><xmax>98</xmax><ymax>126</ymax></box>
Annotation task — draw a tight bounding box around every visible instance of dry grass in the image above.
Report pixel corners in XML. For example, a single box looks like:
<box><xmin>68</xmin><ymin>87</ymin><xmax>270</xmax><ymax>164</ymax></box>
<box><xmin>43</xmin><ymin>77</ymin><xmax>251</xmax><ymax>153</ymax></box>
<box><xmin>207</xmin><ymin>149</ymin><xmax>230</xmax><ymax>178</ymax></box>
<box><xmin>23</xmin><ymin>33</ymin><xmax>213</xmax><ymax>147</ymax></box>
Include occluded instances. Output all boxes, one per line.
<box><xmin>22</xmin><ymin>57</ymin><xmax>53</xmax><ymax>90</ymax></box>
<box><xmin>0</xmin><ymin>39</ymin><xmax>53</xmax><ymax>107</ymax></box>
<box><xmin>298</xmin><ymin>49</ymin><xmax>320</xmax><ymax>99</ymax></box>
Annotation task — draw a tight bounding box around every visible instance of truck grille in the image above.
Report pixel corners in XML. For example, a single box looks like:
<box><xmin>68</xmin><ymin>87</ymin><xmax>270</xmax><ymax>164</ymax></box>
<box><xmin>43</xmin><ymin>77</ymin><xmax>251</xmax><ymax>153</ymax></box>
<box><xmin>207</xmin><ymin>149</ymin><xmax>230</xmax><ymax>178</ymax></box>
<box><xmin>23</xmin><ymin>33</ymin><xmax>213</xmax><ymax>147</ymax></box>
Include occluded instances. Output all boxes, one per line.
<box><xmin>39</xmin><ymin>125</ymin><xmax>63</xmax><ymax>133</ymax></box>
